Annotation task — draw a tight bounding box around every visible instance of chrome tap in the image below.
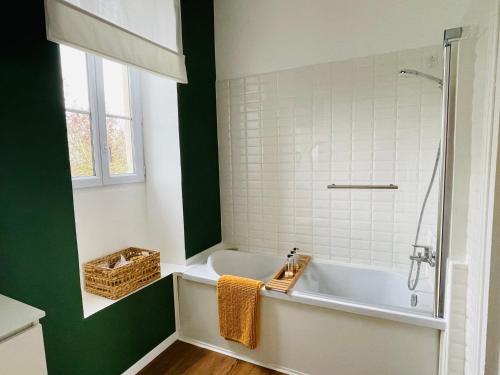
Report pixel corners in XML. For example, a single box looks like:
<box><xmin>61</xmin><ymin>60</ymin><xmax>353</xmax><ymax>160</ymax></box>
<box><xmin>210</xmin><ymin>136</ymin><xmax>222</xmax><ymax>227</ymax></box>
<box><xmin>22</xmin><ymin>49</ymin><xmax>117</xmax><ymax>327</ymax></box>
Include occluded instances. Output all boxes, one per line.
<box><xmin>409</xmin><ymin>245</ymin><xmax>436</xmax><ymax>267</ymax></box>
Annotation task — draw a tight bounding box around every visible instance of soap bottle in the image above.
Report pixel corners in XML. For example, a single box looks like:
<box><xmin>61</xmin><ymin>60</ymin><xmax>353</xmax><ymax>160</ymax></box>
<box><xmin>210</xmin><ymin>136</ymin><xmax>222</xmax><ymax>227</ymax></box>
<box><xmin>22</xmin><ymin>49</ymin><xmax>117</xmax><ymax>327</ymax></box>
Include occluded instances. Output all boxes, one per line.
<box><xmin>290</xmin><ymin>249</ymin><xmax>297</xmax><ymax>271</ymax></box>
<box><xmin>292</xmin><ymin>247</ymin><xmax>300</xmax><ymax>272</ymax></box>
<box><xmin>285</xmin><ymin>254</ymin><xmax>294</xmax><ymax>278</ymax></box>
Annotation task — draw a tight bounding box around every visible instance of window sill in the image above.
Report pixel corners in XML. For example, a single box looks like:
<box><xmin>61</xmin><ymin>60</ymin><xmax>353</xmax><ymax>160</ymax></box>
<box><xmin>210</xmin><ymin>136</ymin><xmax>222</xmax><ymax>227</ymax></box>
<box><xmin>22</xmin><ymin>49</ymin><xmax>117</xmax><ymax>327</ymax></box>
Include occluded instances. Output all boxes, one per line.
<box><xmin>81</xmin><ymin>262</ymin><xmax>187</xmax><ymax>318</ymax></box>
<box><xmin>72</xmin><ymin>174</ymin><xmax>145</xmax><ymax>189</ymax></box>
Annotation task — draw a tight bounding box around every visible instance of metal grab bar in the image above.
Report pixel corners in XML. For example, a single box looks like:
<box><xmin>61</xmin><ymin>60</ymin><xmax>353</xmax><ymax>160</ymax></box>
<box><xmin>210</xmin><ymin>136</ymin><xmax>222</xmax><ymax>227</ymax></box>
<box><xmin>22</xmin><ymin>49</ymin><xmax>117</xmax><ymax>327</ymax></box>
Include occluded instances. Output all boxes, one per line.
<box><xmin>326</xmin><ymin>184</ymin><xmax>398</xmax><ymax>190</ymax></box>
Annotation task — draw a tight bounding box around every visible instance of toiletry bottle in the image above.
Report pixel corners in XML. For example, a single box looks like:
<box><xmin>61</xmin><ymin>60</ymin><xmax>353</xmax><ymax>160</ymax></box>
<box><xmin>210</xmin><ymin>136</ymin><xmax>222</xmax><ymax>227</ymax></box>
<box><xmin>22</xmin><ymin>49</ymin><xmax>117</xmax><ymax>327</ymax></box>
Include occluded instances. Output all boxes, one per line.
<box><xmin>293</xmin><ymin>247</ymin><xmax>300</xmax><ymax>272</ymax></box>
<box><xmin>285</xmin><ymin>254</ymin><xmax>294</xmax><ymax>278</ymax></box>
<box><xmin>290</xmin><ymin>249</ymin><xmax>297</xmax><ymax>271</ymax></box>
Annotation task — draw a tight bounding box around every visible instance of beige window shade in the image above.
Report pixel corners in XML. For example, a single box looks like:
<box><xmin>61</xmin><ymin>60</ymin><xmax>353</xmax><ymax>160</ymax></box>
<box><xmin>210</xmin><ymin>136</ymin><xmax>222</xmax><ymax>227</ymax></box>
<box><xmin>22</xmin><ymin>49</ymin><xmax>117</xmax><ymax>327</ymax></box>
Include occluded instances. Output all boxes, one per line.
<box><xmin>44</xmin><ymin>0</ymin><xmax>187</xmax><ymax>83</ymax></box>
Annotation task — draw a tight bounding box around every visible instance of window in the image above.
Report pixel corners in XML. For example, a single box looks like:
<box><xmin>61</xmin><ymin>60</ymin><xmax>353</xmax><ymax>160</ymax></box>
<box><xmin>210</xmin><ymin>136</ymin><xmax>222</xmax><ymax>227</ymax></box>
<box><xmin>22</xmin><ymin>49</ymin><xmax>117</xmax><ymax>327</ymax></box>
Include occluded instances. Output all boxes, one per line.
<box><xmin>60</xmin><ymin>45</ymin><xmax>144</xmax><ymax>188</ymax></box>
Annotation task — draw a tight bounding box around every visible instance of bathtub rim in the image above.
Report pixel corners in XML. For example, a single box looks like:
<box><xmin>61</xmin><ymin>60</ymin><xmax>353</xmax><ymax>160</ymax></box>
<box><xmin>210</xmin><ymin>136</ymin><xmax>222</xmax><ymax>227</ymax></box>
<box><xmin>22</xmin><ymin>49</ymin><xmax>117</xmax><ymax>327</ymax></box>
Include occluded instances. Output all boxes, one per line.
<box><xmin>181</xmin><ymin>251</ymin><xmax>447</xmax><ymax>331</ymax></box>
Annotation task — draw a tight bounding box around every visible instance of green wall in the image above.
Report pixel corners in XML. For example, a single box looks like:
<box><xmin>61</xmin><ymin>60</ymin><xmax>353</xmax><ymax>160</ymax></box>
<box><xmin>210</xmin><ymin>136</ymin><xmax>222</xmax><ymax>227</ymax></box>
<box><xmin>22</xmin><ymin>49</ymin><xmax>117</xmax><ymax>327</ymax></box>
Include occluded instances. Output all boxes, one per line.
<box><xmin>0</xmin><ymin>2</ymin><xmax>175</xmax><ymax>374</ymax></box>
<box><xmin>178</xmin><ymin>0</ymin><xmax>222</xmax><ymax>259</ymax></box>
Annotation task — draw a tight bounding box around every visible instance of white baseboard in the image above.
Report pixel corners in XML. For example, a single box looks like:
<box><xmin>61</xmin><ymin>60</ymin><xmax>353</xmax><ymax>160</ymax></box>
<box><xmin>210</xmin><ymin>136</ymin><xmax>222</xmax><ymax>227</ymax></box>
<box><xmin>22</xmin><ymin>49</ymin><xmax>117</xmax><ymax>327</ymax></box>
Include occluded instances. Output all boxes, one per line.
<box><xmin>122</xmin><ymin>331</ymin><xmax>178</xmax><ymax>375</ymax></box>
<box><xmin>178</xmin><ymin>335</ymin><xmax>307</xmax><ymax>375</ymax></box>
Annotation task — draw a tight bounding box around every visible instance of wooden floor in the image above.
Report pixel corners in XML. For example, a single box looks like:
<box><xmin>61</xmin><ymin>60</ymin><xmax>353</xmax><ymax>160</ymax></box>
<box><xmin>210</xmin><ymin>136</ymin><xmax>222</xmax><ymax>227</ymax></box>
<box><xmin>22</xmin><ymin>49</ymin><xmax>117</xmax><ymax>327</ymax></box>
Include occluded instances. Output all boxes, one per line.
<box><xmin>138</xmin><ymin>341</ymin><xmax>283</xmax><ymax>375</ymax></box>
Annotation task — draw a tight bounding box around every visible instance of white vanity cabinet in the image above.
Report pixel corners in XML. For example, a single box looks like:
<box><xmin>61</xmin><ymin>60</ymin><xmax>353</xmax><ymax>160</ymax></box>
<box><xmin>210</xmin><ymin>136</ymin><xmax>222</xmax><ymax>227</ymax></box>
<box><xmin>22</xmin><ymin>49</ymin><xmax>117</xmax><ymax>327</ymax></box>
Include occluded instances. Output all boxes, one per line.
<box><xmin>0</xmin><ymin>294</ymin><xmax>47</xmax><ymax>375</ymax></box>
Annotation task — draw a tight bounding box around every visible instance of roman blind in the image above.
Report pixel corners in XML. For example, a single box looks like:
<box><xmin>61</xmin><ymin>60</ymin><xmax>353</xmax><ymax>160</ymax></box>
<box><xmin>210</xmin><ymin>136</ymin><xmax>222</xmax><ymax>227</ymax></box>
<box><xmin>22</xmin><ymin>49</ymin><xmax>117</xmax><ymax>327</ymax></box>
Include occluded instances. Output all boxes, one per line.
<box><xmin>44</xmin><ymin>0</ymin><xmax>187</xmax><ymax>83</ymax></box>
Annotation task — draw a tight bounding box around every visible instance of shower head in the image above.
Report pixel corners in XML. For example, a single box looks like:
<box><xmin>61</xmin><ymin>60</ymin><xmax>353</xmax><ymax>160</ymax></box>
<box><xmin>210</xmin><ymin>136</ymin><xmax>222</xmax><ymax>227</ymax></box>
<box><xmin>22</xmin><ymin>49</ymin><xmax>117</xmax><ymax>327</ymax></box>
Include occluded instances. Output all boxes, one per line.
<box><xmin>399</xmin><ymin>69</ymin><xmax>443</xmax><ymax>88</ymax></box>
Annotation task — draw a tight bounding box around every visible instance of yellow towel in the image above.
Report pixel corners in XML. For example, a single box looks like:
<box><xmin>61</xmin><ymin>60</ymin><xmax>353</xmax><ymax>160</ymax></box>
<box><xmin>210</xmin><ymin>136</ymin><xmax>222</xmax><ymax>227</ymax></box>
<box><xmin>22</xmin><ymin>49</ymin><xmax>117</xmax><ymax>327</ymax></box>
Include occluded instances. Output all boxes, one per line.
<box><xmin>217</xmin><ymin>275</ymin><xmax>264</xmax><ymax>349</ymax></box>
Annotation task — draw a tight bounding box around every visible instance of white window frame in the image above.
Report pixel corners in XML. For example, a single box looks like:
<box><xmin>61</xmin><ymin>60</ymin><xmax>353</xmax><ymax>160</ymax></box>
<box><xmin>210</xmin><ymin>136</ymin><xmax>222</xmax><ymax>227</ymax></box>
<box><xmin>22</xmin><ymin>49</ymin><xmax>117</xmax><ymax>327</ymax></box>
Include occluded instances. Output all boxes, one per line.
<box><xmin>65</xmin><ymin>52</ymin><xmax>144</xmax><ymax>189</ymax></box>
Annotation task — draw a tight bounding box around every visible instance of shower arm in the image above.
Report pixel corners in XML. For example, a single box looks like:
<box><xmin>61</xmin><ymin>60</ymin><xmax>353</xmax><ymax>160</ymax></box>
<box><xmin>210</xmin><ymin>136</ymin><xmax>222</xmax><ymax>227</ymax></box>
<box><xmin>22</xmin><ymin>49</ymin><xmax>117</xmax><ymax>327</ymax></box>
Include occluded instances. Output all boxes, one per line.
<box><xmin>399</xmin><ymin>69</ymin><xmax>443</xmax><ymax>87</ymax></box>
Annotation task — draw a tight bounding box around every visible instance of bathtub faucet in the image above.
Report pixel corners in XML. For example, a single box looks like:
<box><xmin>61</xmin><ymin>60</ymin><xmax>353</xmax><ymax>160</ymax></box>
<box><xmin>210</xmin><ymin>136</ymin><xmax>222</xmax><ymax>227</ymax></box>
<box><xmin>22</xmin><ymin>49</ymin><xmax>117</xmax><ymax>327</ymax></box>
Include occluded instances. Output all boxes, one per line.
<box><xmin>409</xmin><ymin>245</ymin><xmax>436</xmax><ymax>267</ymax></box>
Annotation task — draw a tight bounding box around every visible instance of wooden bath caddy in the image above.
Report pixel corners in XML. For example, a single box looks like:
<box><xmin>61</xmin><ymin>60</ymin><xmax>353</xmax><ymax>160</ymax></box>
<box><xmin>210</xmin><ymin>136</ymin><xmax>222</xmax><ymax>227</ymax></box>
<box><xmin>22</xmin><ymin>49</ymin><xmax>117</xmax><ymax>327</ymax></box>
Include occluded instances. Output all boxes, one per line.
<box><xmin>265</xmin><ymin>255</ymin><xmax>311</xmax><ymax>293</ymax></box>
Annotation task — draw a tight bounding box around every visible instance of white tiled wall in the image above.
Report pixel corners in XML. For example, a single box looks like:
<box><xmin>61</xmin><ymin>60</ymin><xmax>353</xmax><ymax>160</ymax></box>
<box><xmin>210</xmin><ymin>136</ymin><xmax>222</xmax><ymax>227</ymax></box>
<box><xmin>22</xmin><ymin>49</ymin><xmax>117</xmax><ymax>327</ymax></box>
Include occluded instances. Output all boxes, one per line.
<box><xmin>447</xmin><ymin>263</ymin><xmax>468</xmax><ymax>375</ymax></box>
<box><xmin>216</xmin><ymin>45</ymin><xmax>443</xmax><ymax>270</ymax></box>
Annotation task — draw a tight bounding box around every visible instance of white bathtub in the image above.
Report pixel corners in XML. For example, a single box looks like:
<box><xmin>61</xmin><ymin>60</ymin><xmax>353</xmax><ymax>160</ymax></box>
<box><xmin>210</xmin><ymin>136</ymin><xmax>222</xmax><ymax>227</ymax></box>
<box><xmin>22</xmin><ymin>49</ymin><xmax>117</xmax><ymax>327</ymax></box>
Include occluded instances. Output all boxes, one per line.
<box><xmin>179</xmin><ymin>249</ymin><xmax>444</xmax><ymax>375</ymax></box>
<box><xmin>182</xmin><ymin>249</ymin><xmax>444</xmax><ymax>329</ymax></box>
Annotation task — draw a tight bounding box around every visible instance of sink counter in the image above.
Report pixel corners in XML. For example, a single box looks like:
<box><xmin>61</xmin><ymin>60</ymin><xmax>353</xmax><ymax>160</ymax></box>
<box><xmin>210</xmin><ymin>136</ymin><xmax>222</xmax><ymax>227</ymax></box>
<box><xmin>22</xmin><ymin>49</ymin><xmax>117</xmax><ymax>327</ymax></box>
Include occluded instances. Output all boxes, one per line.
<box><xmin>0</xmin><ymin>294</ymin><xmax>45</xmax><ymax>342</ymax></box>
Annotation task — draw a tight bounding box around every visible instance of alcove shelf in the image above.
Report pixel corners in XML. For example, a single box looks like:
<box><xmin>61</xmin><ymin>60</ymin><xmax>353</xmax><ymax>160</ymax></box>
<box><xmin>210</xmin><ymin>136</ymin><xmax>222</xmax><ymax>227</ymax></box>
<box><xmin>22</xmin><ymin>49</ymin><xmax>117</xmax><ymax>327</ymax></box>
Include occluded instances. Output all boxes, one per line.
<box><xmin>81</xmin><ymin>262</ymin><xmax>187</xmax><ymax>318</ymax></box>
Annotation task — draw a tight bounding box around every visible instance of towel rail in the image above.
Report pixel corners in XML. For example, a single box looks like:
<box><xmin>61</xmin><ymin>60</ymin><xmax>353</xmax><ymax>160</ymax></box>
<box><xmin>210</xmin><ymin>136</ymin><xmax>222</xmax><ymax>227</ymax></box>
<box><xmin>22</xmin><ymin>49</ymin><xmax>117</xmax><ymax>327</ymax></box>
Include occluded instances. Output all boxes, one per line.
<box><xmin>327</xmin><ymin>184</ymin><xmax>398</xmax><ymax>190</ymax></box>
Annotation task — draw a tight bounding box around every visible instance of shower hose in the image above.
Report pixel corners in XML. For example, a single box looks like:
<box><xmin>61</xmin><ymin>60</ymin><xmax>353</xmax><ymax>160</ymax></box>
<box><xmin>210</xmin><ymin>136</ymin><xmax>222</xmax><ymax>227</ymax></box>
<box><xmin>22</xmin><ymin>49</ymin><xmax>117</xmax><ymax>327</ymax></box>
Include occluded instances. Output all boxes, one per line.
<box><xmin>407</xmin><ymin>142</ymin><xmax>441</xmax><ymax>291</ymax></box>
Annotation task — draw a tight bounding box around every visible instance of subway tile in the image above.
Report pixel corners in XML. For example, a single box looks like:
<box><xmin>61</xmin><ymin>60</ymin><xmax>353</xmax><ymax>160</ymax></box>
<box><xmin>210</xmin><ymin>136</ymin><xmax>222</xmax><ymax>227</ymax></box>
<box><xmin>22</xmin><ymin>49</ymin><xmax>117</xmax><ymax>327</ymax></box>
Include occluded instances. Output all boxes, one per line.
<box><xmin>218</xmin><ymin>45</ymin><xmax>440</xmax><ymax>269</ymax></box>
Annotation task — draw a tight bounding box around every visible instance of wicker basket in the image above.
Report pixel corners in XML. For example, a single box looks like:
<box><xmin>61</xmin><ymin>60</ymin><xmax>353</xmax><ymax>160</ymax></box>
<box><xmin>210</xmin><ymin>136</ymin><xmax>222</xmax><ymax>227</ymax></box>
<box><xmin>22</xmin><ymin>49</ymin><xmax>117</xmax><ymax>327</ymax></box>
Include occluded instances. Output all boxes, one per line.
<box><xmin>84</xmin><ymin>247</ymin><xmax>160</xmax><ymax>300</ymax></box>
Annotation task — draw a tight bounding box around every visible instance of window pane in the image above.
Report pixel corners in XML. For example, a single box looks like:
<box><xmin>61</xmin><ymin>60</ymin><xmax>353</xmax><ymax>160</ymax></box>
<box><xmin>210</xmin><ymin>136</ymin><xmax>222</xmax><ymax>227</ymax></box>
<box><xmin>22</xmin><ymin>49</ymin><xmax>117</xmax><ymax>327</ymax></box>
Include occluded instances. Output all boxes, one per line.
<box><xmin>106</xmin><ymin>117</ymin><xmax>134</xmax><ymax>175</ymax></box>
<box><xmin>103</xmin><ymin>59</ymin><xmax>131</xmax><ymax>117</ymax></box>
<box><xmin>60</xmin><ymin>46</ymin><xmax>89</xmax><ymax>111</ymax></box>
<box><xmin>66</xmin><ymin>111</ymin><xmax>95</xmax><ymax>177</ymax></box>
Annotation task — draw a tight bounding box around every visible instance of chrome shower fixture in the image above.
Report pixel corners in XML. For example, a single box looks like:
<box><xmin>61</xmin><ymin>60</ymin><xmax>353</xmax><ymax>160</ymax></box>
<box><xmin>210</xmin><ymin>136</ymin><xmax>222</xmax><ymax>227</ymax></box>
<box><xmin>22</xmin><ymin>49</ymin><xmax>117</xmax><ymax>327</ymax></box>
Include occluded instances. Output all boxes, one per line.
<box><xmin>399</xmin><ymin>69</ymin><xmax>443</xmax><ymax>88</ymax></box>
<box><xmin>407</xmin><ymin>142</ymin><xmax>441</xmax><ymax>291</ymax></box>
<box><xmin>409</xmin><ymin>245</ymin><xmax>436</xmax><ymax>267</ymax></box>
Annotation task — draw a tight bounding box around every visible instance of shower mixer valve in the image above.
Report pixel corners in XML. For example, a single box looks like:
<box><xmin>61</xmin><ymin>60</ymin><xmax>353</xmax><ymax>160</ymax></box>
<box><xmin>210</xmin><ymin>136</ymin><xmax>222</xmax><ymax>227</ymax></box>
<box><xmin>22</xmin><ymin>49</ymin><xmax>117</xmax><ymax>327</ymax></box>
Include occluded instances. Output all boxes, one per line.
<box><xmin>409</xmin><ymin>245</ymin><xmax>436</xmax><ymax>267</ymax></box>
